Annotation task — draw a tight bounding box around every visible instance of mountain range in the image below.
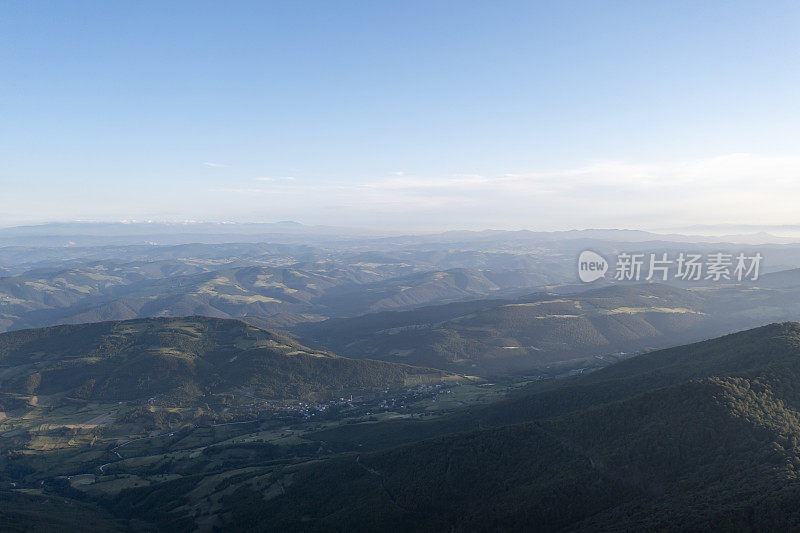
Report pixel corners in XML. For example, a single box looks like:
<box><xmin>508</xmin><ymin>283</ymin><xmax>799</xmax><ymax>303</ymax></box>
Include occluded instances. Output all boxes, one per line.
<box><xmin>207</xmin><ymin>322</ymin><xmax>800</xmax><ymax>531</ymax></box>
<box><xmin>0</xmin><ymin>260</ymin><xmax>566</xmax><ymax>334</ymax></box>
<box><xmin>3</xmin><ymin>318</ymin><xmax>800</xmax><ymax>530</ymax></box>
<box><xmin>295</xmin><ymin>277</ymin><xmax>800</xmax><ymax>374</ymax></box>
<box><xmin>4</xmin><ymin>224</ymin><xmax>800</xmax><ymax>530</ymax></box>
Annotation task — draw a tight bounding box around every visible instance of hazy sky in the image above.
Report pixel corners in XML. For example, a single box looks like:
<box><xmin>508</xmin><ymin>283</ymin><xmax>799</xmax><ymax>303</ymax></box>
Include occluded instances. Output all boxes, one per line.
<box><xmin>2</xmin><ymin>1</ymin><xmax>800</xmax><ymax>230</ymax></box>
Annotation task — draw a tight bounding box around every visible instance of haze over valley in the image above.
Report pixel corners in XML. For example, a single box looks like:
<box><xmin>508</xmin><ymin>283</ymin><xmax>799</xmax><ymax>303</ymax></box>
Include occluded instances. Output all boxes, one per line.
<box><xmin>3</xmin><ymin>222</ymin><xmax>800</xmax><ymax>530</ymax></box>
<box><xmin>5</xmin><ymin>1</ymin><xmax>800</xmax><ymax>530</ymax></box>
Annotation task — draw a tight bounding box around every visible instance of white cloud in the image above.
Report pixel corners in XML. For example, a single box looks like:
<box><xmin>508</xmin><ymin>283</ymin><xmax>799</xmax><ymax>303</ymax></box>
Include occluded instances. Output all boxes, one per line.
<box><xmin>209</xmin><ymin>188</ymin><xmax>270</xmax><ymax>194</ymax></box>
<box><xmin>22</xmin><ymin>153</ymin><xmax>798</xmax><ymax>231</ymax></box>
<box><xmin>350</xmin><ymin>154</ymin><xmax>800</xmax><ymax>228</ymax></box>
<box><xmin>203</xmin><ymin>162</ymin><xmax>228</xmax><ymax>168</ymax></box>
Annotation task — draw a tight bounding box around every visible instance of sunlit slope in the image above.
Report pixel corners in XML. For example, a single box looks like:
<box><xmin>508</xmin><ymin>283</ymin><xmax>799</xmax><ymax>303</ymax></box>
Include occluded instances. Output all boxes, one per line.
<box><xmin>0</xmin><ymin>316</ymin><xmax>452</xmax><ymax>405</ymax></box>
<box><xmin>297</xmin><ymin>283</ymin><xmax>722</xmax><ymax>373</ymax></box>
<box><xmin>0</xmin><ymin>262</ymin><xmax>559</xmax><ymax>332</ymax></box>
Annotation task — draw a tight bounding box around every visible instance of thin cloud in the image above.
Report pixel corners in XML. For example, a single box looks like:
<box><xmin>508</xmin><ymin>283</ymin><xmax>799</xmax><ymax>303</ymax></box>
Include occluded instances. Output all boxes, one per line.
<box><xmin>209</xmin><ymin>188</ymin><xmax>270</xmax><ymax>194</ymax></box>
<box><xmin>353</xmin><ymin>154</ymin><xmax>800</xmax><ymax>227</ymax></box>
<box><xmin>15</xmin><ymin>154</ymin><xmax>800</xmax><ymax>231</ymax></box>
<box><xmin>203</xmin><ymin>162</ymin><xmax>228</xmax><ymax>168</ymax></box>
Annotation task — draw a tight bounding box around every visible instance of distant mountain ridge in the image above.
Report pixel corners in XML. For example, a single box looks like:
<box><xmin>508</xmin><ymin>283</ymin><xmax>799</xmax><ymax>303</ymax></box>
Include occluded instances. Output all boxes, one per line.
<box><xmin>1</xmin><ymin>222</ymin><xmax>794</xmax><ymax>246</ymax></box>
<box><xmin>0</xmin><ymin>221</ymin><xmax>352</xmax><ymax>236</ymax></box>
<box><xmin>0</xmin><ymin>262</ymin><xmax>564</xmax><ymax>334</ymax></box>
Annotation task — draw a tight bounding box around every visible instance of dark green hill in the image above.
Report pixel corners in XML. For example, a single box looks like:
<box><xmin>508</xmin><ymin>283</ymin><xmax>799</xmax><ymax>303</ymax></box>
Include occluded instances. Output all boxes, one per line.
<box><xmin>8</xmin><ymin>321</ymin><xmax>800</xmax><ymax>531</ymax></box>
<box><xmin>297</xmin><ymin>281</ymin><xmax>800</xmax><ymax>376</ymax></box>
<box><xmin>309</xmin><ymin>322</ymin><xmax>800</xmax><ymax>451</ymax></box>
<box><xmin>215</xmin><ymin>323</ymin><xmax>800</xmax><ymax>531</ymax></box>
<box><xmin>0</xmin><ymin>490</ymin><xmax>127</xmax><ymax>532</ymax></box>
<box><xmin>0</xmin><ymin>316</ymin><xmax>452</xmax><ymax>405</ymax></box>
<box><xmin>296</xmin><ymin>283</ymin><xmax>727</xmax><ymax>374</ymax></box>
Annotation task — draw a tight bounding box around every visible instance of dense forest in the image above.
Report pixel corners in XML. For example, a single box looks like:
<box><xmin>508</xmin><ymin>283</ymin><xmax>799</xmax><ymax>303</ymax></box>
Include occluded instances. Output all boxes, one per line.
<box><xmin>7</xmin><ymin>322</ymin><xmax>797</xmax><ymax>531</ymax></box>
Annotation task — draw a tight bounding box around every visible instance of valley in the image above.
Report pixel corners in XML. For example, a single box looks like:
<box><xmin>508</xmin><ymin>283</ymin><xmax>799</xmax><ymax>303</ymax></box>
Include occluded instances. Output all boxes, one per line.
<box><xmin>7</xmin><ymin>4</ymin><xmax>798</xmax><ymax>529</ymax></box>
<box><xmin>7</xmin><ymin>321</ymin><xmax>800</xmax><ymax>531</ymax></box>
<box><xmin>4</xmin><ymin>226</ymin><xmax>800</xmax><ymax>530</ymax></box>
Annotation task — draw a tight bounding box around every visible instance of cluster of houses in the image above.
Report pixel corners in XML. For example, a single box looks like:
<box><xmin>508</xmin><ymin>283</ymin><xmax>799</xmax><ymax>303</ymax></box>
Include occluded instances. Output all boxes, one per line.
<box><xmin>258</xmin><ymin>383</ymin><xmax>454</xmax><ymax>419</ymax></box>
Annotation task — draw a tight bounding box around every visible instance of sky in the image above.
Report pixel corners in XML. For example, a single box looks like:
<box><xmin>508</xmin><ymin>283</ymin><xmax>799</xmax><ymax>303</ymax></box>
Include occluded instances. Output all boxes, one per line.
<box><xmin>2</xmin><ymin>0</ymin><xmax>800</xmax><ymax>231</ymax></box>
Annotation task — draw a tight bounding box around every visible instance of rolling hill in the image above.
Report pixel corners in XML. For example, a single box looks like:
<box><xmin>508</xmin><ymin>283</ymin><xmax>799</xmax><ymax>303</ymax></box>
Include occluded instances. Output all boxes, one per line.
<box><xmin>295</xmin><ymin>283</ymin><xmax>718</xmax><ymax>374</ymax></box>
<box><xmin>208</xmin><ymin>322</ymin><xmax>800</xmax><ymax>531</ymax></box>
<box><xmin>0</xmin><ymin>316</ymin><xmax>453</xmax><ymax>406</ymax></box>
<box><xmin>295</xmin><ymin>281</ymin><xmax>800</xmax><ymax>375</ymax></box>
<box><xmin>0</xmin><ymin>261</ymin><xmax>563</xmax><ymax>333</ymax></box>
<box><xmin>5</xmin><ymin>320</ymin><xmax>800</xmax><ymax>530</ymax></box>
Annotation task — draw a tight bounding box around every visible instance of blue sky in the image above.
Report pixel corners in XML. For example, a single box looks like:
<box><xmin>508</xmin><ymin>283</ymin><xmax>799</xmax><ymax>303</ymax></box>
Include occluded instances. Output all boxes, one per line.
<box><xmin>2</xmin><ymin>1</ymin><xmax>800</xmax><ymax>230</ymax></box>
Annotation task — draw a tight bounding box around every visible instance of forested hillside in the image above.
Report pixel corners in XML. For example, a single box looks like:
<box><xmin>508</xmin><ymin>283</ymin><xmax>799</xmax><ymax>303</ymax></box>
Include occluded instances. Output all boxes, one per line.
<box><xmin>215</xmin><ymin>323</ymin><xmax>800</xmax><ymax>531</ymax></box>
<box><xmin>0</xmin><ymin>316</ymin><xmax>452</xmax><ymax>405</ymax></box>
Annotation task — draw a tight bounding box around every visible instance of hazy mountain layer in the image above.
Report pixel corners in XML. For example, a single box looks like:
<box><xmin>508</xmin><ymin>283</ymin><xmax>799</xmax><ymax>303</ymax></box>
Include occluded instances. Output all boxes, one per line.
<box><xmin>296</xmin><ymin>279</ymin><xmax>800</xmax><ymax>374</ymax></box>
<box><xmin>0</xmin><ymin>260</ymin><xmax>564</xmax><ymax>333</ymax></box>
